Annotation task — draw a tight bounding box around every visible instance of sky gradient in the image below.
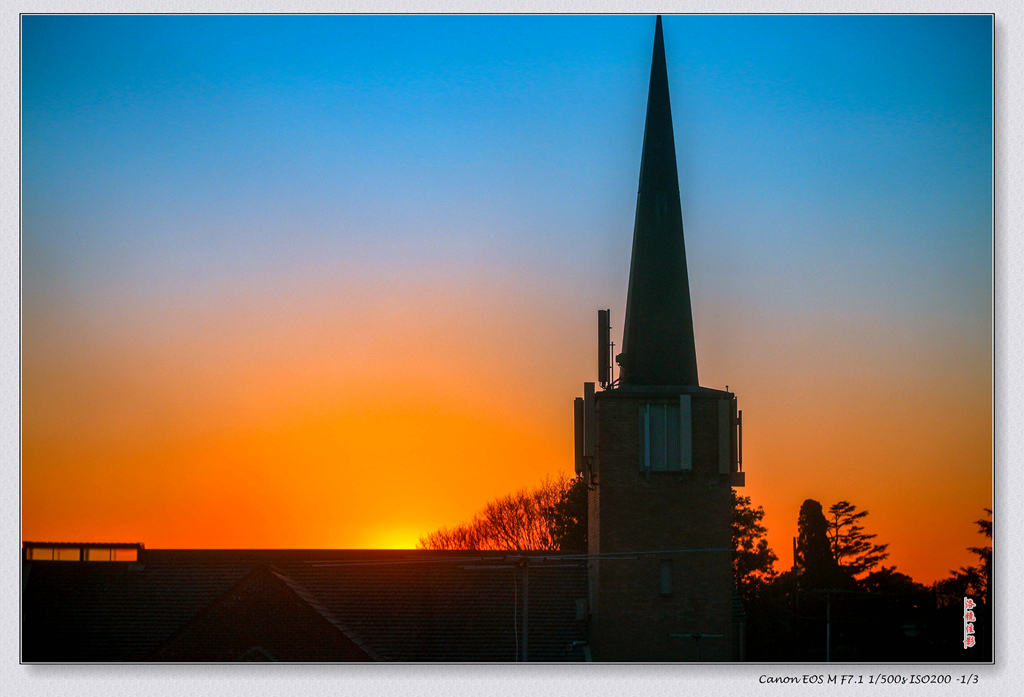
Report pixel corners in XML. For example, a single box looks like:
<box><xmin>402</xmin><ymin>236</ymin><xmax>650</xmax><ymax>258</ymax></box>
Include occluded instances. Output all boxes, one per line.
<box><xmin>22</xmin><ymin>14</ymin><xmax>991</xmax><ymax>583</ymax></box>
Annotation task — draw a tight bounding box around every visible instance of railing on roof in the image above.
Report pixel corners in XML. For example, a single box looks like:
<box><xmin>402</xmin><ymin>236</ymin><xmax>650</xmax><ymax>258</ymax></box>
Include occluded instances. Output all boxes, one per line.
<box><xmin>22</xmin><ymin>541</ymin><xmax>144</xmax><ymax>562</ymax></box>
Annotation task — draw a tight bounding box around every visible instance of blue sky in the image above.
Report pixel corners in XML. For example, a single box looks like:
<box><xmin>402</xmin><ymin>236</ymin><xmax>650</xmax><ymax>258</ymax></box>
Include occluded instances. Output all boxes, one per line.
<box><xmin>23</xmin><ymin>15</ymin><xmax>992</xmax><ymax>351</ymax></box>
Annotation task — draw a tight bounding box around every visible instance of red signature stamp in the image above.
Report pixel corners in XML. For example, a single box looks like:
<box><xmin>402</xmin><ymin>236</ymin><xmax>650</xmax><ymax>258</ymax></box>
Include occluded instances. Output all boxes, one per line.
<box><xmin>964</xmin><ymin>597</ymin><xmax>977</xmax><ymax>648</ymax></box>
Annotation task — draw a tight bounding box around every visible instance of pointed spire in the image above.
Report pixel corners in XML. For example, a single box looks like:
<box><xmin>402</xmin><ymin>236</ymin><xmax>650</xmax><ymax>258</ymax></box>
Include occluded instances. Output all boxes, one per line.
<box><xmin>618</xmin><ymin>15</ymin><xmax>699</xmax><ymax>387</ymax></box>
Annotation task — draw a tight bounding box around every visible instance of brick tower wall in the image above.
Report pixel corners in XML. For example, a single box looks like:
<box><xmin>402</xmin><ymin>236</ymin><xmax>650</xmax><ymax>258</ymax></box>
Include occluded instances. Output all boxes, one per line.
<box><xmin>588</xmin><ymin>388</ymin><xmax>738</xmax><ymax>661</ymax></box>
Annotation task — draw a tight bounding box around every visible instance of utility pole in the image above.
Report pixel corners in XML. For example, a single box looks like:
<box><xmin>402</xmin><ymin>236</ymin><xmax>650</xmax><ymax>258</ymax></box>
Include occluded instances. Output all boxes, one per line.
<box><xmin>522</xmin><ymin>559</ymin><xmax>529</xmax><ymax>662</ymax></box>
<box><xmin>826</xmin><ymin>591</ymin><xmax>831</xmax><ymax>662</ymax></box>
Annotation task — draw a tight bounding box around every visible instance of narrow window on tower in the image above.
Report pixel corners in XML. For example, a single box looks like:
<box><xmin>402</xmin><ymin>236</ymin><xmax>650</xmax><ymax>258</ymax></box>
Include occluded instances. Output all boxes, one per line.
<box><xmin>649</xmin><ymin>402</ymin><xmax>667</xmax><ymax>469</ymax></box>
<box><xmin>640</xmin><ymin>397</ymin><xmax>692</xmax><ymax>472</ymax></box>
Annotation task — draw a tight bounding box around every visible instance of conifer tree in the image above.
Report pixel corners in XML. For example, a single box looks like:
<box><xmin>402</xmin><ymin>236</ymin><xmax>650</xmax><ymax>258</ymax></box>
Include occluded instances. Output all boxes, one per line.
<box><xmin>796</xmin><ymin>499</ymin><xmax>837</xmax><ymax>589</ymax></box>
<box><xmin>968</xmin><ymin>508</ymin><xmax>992</xmax><ymax>602</ymax></box>
<box><xmin>826</xmin><ymin>500</ymin><xmax>889</xmax><ymax>578</ymax></box>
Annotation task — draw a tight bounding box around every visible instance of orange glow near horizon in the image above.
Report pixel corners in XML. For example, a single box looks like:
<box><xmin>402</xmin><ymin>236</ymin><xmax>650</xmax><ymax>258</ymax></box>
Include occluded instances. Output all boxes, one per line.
<box><xmin>22</xmin><ymin>275</ymin><xmax>584</xmax><ymax>552</ymax></box>
<box><xmin>22</xmin><ymin>273</ymin><xmax>991</xmax><ymax>584</ymax></box>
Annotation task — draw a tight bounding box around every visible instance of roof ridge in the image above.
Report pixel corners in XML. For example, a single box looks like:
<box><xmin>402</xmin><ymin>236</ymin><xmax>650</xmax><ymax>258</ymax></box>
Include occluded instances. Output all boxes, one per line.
<box><xmin>268</xmin><ymin>564</ymin><xmax>385</xmax><ymax>661</ymax></box>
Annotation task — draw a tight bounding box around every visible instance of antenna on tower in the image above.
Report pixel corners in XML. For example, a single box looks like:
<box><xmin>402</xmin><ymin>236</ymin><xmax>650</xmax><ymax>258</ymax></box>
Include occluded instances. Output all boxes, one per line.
<box><xmin>574</xmin><ymin>397</ymin><xmax>585</xmax><ymax>476</ymax></box>
<box><xmin>598</xmin><ymin>309</ymin><xmax>611</xmax><ymax>387</ymax></box>
<box><xmin>574</xmin><ymin>383</ymin><xmax>597</xmax><ymax>476</ymax></box>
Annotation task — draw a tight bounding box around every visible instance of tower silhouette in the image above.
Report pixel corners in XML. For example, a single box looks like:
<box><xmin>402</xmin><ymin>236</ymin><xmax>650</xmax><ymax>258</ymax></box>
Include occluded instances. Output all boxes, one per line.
<box><xmin>579</xmin><ymin>16</ymin><xmax>746</xmax><ymax>662</ymax></box>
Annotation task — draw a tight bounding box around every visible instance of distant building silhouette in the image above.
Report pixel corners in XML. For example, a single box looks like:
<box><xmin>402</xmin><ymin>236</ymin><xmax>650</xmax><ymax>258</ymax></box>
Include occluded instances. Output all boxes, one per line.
<box><xmin>578</xmin><ymin>15</ymin><xmax>745</xmax><ymax>661</ymax></box>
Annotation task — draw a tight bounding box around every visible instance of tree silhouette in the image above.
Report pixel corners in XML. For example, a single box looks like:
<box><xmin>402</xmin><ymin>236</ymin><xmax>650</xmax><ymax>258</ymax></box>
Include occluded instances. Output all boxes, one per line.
<box><xmin>742</xmin><ymin>499</ymin><xmax>990</xmax><ymax>662</ymax></box>
<box><xmin>546</xmin><ymin>475</ymin><xmax>588</xmax><ymax>551</ymax></box>
<box><xmin>928</xmin><ymin>508</ymin><xmax>993</xmax><ymax>662</ymax></box>
<box><xmin>732</xmin><ymin>491</ymin><xmax>777</xmax><ymax>601</ymax></box>
<box><xmin>967</xmin><ymin>508</ymin><xmax>992</xmax><ymax>603</ymax></box>
<box><xmin>859</xmin><ymin>565</ymin><xmax>923</xmax><ymax>596</ymax></box>
<box><xmin>934</xmin><ymin>566</ymin><xmax>985</xmax><ymax>606</ymax></box>
<box><xmin>826</xmin><ymin>500</ymin><xmax>889</xmax><ymax>578</ymax></box>
<box><xmin>418</xmin><ymin>475</ymin><xmax>583</xmax><ymax>551</ymax></box>
<box><xmin>795</xmin><ymin>499</ymin><xmax>838</xmax><ymax>589</ymax></box>
<box><xmin>938</xmin><ymin>508</ymin><xmax>992</xmax><ymax>605</ymax></box>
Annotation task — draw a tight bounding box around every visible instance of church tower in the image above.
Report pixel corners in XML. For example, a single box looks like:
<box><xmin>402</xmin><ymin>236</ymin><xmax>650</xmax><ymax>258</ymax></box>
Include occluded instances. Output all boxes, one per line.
<box><xmin>576</xmin><ymin>16</ymin><xmax>746</xmax><ymax>662</ymax></box>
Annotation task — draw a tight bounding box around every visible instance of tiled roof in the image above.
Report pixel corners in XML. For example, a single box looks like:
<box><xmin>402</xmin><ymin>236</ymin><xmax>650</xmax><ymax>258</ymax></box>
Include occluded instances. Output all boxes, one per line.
<box><xmin>148</xmin><ymin>565</ymin><xmax>376</xmax><ymax>661</ymax></box>
<box><xmin>268</xmin><ymin>565</ymin><xmax>383</xmax><ymax>660</ymax></box>
<box><xmin>22</xmin><ymin>549</ymin><xmax>589</xmax><ymax>662</ymax></box>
